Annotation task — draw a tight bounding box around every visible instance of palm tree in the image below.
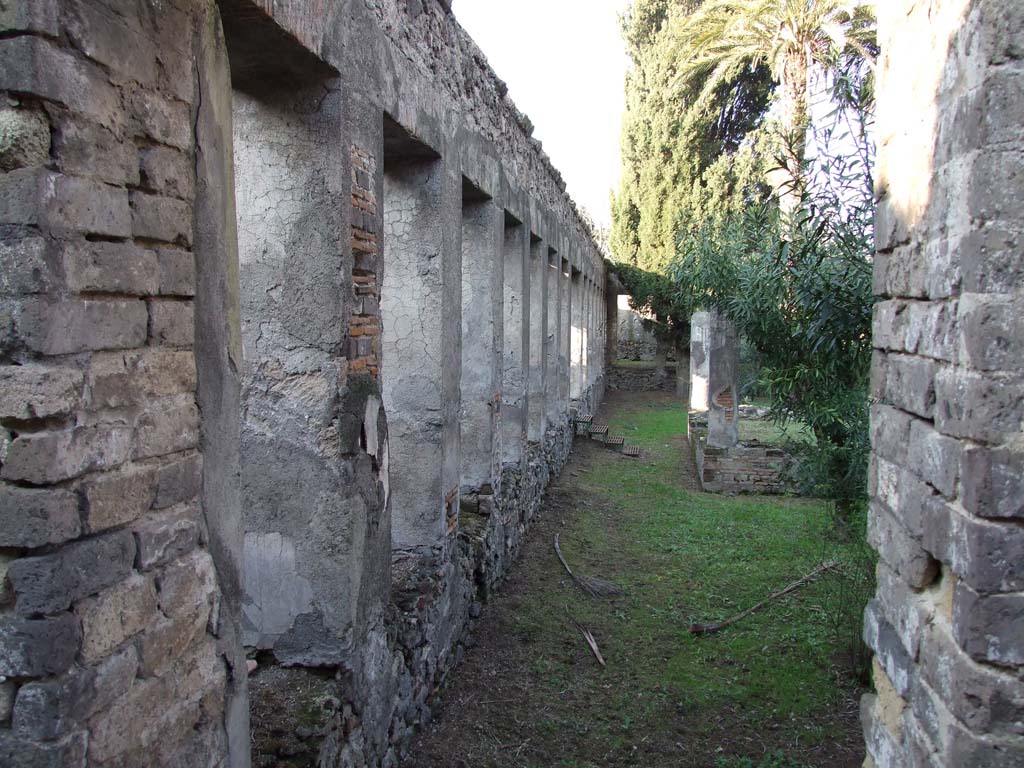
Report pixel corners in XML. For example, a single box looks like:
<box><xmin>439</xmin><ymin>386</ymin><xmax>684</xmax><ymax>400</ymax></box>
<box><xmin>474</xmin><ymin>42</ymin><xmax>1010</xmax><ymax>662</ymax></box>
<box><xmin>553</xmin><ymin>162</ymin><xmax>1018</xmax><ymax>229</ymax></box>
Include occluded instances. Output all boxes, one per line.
<box><xmin>668</xmin><ymin>0</ymin><xmax>876</xmax><ymax>204</ymax></box>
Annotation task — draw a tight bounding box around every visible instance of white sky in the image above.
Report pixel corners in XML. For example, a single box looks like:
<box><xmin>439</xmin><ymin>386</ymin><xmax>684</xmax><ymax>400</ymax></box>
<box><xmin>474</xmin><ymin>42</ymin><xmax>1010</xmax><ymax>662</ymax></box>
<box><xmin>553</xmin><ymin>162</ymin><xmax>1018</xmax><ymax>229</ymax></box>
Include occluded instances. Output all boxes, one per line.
<box><xmin>452</xmin><ymin>0</ymin><xmax>632</xmax><ymax>230</ymax></box>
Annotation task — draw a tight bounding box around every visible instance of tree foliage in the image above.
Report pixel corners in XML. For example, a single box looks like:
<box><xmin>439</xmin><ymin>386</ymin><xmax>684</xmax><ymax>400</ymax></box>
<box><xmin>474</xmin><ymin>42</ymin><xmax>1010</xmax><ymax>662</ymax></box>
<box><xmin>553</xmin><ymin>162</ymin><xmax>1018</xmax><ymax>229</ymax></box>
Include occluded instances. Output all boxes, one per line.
<box><xmin>611</xmin><ymin>0</ymin><xmax>774</xmax><ymax>276</ymax></box>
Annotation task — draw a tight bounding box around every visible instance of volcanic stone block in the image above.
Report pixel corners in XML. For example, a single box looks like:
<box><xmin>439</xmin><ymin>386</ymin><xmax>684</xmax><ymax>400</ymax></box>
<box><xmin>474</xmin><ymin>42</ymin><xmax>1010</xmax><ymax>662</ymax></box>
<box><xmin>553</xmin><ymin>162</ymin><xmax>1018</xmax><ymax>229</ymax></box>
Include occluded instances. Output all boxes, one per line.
<box><xmin>7</xmin><ymin>530</ymin><xmax>135</xmax><ymax>614</ymax></box>
<box><xmin>0</xmin><ymin>614</ymin><xmax>81</xmax><ymax>677</ymax></box>
<box><xmin>0</xmin><ymin>485</ymin><xmax>80</xmax><ymax>547</ymax></box>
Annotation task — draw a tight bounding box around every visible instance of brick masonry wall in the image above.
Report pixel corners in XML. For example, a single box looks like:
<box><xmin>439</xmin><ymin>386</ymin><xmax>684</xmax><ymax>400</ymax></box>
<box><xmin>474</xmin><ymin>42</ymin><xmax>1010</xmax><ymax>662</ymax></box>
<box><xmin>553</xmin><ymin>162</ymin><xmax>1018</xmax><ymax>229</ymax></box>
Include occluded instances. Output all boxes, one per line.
<box><xmin>0</xmin><ymin>1</ymin><xmax>237</xmax><ymax>765</ymax></box>
<box><xmin>864</xmin><ymin>2</ymin><xmax>1024</xmax><ymax>766</ymax></box>
<box><xmin>351</xmin><ymin>146</ymin><xmax>382</xmax><ymax>379</ymax></box>
<box><xmin>695</xmin><ymin>442</ymin><xmax>791</xmax><ymax>496</ymax></box>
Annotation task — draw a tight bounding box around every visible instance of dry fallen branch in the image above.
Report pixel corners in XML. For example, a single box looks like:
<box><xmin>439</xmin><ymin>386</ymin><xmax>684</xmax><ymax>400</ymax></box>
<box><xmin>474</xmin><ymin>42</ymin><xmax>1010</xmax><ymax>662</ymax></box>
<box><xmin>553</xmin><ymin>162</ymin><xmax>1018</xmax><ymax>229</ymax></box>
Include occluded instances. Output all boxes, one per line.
<box><xmin>571</xmin><ymin>619</ymin><xmax>606</xmax><ymax>667</ymax></box>
<box><xmin>554</xmin><ymin>534</ymin><xmax>625</xmax><ymax>597</ymax></box>
<box><xmin>688</xmin><ymin>560</ymin><xmax>840</xmax><ymax>636</ymax></box>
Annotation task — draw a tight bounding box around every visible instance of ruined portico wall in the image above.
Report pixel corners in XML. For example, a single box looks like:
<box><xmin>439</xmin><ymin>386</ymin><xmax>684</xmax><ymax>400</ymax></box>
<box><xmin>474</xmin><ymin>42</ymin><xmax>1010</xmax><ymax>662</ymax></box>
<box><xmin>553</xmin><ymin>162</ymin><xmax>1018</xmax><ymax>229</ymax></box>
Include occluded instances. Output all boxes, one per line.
<box><xmin>863</xmin><ymin>2</ymin><xmax>1024</xmax><ymax>766</ymax></box>
<box><xmin>0</xmin><ymin>1</ymin><xmax>607</xmax><ymax>767</ymax></box>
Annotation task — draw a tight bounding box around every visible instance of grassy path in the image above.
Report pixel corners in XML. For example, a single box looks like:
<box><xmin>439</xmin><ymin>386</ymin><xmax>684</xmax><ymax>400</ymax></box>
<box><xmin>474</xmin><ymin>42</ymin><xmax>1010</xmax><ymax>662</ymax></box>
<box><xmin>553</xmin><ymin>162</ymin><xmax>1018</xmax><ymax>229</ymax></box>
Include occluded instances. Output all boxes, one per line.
<box><xmin>408</xmin><ymin>392</ymin><xmax>866</xmax><ymax>768</ymax></box>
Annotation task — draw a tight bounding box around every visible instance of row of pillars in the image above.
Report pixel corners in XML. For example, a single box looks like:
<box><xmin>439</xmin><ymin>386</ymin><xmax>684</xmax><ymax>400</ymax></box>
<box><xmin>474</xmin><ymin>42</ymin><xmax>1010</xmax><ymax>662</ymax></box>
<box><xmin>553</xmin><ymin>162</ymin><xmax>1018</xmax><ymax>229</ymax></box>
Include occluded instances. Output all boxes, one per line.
<box><xmin>380</xmin><ymin>138</ymin><xmax>606</xmax><ymax>555</ymax></box>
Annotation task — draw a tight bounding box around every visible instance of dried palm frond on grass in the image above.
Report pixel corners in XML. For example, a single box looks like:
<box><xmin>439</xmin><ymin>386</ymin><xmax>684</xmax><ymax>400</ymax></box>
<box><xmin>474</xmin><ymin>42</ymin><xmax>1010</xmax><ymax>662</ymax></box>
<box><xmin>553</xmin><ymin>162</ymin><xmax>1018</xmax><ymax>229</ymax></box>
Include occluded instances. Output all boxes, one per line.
<box><xmin>553</xmin><ymin>534</ymin><xmax>625</xmax><ymax>598</ymax></box>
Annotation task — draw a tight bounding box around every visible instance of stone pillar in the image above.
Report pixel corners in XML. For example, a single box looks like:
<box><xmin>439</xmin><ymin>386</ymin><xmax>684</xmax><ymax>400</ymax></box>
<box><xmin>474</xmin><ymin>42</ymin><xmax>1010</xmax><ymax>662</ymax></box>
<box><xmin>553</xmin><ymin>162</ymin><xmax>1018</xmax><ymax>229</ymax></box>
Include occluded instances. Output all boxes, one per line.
<box><xmin>501</xmin><ymin>215</ymin><xmax>528</xmax><ymax>463</ymax></box>
<box><xmin>527</xmin><ymin>235</ymin><xmax>547</xmax><ymax>441</ymax></box>
<box><xmin>545</xmin><ymin>249</ymin><xmax>562</xmax><ymax>426</ymax></box>
<box><xmin>460</xmin><ymin>187</ymin><xmax>502</xmax><ymax>493</ymax></box>
<box><xmin>863</xmin><ymin>3</ymin><xmax>1024</xmax><ymax>766</ymax></box>
<box><xmin>382</xmin><ymin>146</ymin><xmax>462</xmax><ymax>553</ymax></box>
<box><xmin>690</xmin><ymin>310</ymin><xmax>738</xmax><ymax>448</ymax></box>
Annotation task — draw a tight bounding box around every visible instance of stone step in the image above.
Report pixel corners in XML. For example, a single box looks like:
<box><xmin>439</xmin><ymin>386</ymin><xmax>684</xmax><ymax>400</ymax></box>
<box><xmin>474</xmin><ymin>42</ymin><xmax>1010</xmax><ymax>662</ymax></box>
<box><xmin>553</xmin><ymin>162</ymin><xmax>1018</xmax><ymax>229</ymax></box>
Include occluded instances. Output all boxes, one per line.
<box><xmin>589</xmin><ymin>425</ymin><xmax>609</xmax><ymax>440</ymax></box>
<box><xmin>573</xmin><ymin>415</ymin><xmax>593</xmax><ymax>435</ymax></box>
<box><xmin>623</xmin><ymin>445</ymin><xmax>641</xmax><ymax>458</ymax></box>
<box><xmin>604</xmin><ymin>436</ymin><xmax>625</xmax><ymax>449</ymax></box>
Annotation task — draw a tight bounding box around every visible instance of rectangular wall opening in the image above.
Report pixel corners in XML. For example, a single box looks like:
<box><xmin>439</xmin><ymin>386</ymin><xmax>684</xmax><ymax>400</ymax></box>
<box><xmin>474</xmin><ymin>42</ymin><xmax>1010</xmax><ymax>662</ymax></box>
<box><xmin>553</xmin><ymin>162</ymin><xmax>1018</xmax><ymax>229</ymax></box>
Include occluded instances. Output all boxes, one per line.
<box><xmin>501</xmin><ymin>212</ymin><xmax>527</xmax><ymax>464</ymax></box>
<box><xmin>559</xmin><ymin>258</ymin><xmax>571</xmax><ymax>411</ymax></box>
<box><xmin>570</xmin><ymin>267</ymin><xmax>583</xmax><ymax>402</ymax></box>
<box><xmin>527</xmin><ymin>234</ymin><xmax>546</xmax><ymax>442</ymax></box>
<box><xmin>381</xmin><ymin>115</ymin><xmax>452</xmax><ymax>554</ymax></box>
<box><xmin>233</xmin><ymin>74</ymin><xmax>357</xmax><ymax>664</ymax></box>
<box><xmin>460</xmin><ymin>178</ymin><xmax>500</xmax><ymax>495</ymax></box>
<box><xmin>545</xmin><ymin>248</ymin><xmax>561</xmax><ymax>425</ymax></box>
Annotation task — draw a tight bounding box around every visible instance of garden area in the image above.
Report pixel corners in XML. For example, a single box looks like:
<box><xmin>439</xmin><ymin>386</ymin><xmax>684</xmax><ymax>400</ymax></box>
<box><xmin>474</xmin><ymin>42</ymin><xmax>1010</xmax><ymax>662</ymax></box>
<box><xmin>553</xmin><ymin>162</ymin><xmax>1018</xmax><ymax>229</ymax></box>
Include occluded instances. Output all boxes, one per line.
<box><xmin>408</xmin><ymin>392</ymin><xmax>871</xmax><ymax>768</ymax></box>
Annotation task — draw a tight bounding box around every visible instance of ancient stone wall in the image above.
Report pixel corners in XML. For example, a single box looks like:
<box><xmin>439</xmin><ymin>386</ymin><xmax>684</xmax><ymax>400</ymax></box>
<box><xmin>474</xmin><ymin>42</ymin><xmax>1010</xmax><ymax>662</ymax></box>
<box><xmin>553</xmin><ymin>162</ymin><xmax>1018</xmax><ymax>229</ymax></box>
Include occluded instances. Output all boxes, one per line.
<box><xmin>863</xmin><ymin>2</ymin><xmax>1024</xmax><ymax>766</ymax></box>
<box><xmin>607</xmin><ymin>362</ymin><xmax>677</xmax><ymax>392</ymax></box>
<box><xmin>694</xmin><ymin>441</ymin><xmax>791</xmax><ymax>496</ymax></box>
<box><xmin>0</xmin><ymin>1</ymin><xmax>606</xmax><ymax>767</ymax></box>
<box><xmin>614</xmin><ymin>294</ymin><xmax>658</xmax><ymax>361</ymax></box>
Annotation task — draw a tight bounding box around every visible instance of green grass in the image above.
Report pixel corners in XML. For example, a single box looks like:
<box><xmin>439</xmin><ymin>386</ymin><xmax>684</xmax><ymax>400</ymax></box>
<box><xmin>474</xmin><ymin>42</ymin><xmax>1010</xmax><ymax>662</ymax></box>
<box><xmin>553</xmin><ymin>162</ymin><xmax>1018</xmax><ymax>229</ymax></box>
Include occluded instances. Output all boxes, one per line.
<box><xmin>532</xmin><ymin>399</ymin><xmax>863</xmax><ymax>763</ymax></box>
<box><xmin>612</xmin><ymin>359</ymin><xmax>664</xmax><ymax>370</ymax></box>
<box><xmin>415</xmin><ymin>394</ymin><xmax>867</xmax><ymax>767</ymax></box>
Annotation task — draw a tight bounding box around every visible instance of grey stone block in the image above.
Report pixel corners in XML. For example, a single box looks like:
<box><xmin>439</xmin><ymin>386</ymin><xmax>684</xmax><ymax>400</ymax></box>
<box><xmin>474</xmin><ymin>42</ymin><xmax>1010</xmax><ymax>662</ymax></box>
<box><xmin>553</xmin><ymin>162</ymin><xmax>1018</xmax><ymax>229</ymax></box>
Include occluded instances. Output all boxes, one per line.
<box><xmin>863</xmin><ymin>599</ymin><xmax>914</xmax><ymax>697</ymax></box>
<box><xmin>86</xmin><ymin>348</ymin><xmax>197</xmax><ymax>410</ymax></box>
<box><xmin>920</xmin><ymin>621</ymin><xmax>1024</xmax><ymax>738</ymax></box>
<box><xmin>154</xmin><ymin>452</ymin><xmax>202</xmax><ymax>509</ymax></box>
<box><xmin>961</xmin><ymin>444</ymin><xmax>1024</xmax><ymax>519</ymax></box>
<box><xmin>64</xmin><ymin>0</ymin><xmax>158</xmax><ymax>86</ymax></box>
<box><xmin>884</xmin><ymin>353</ymin><xmax>937</xmax><ymax>419</ymax></box>
<box><xmin>16</xmin><ymin>297</ymin><xmax>148</xmax><ymax>355</ymax></box>
<box><xmin>62</xmin><ymin>241</ymin><xmax>159</xmax><ymax>296</ymax></box>
<box><xmin>0</xmin><ymin>169</ymin><xmax>131</xmax><ymax>237</ymax></box>
<box><xmin>907</xmin><ymin>418</ymin><xmax>961</xmax><ymax>498</ymax></box>
<box><xmin>157</xmin><ymin>248</ymin><xmax>196</xmax><ymax>296</ymax></box>
<box><xmin>922</xmin><ymin>499</ymin><xmax>1024</xmax><ymax>592</ymax></box>
<box><xmin>0</xmin><ymin>36</ymin><xmax>122</xmax><ymax>129</ymax></box>
<box><xmin>1</xmin><ymin>425</ymin><xmax>132</xmax><ymax>485</ymax></box>
<box><xmin>0</xmin><ymin>485</ymin><xmax>80</xmax><ymax>548</ymax></box>
<box><xmin>0</xmin><ymin>237</ymin><xmax>53</xmax><ymax>297</ymax></box>
<box><xmin>0</xmin><ymin>614</ymin><xmax>81</xmax><ymax>676</ymax></box>
<box><xmin>0</xmin><ymin>0</ymin><xmax>58</xmax><ymax>36</ymax></box>
<box><xmin>139</xmin><ymin>145</ymin><xmax>194</xmax><ymax>199</ymax></box>
<box><xmin>868</xmin><ymin>501</ymin><xmax>939</xmax><ymax>589</ymax></box>
<box><xmin>0</xmin><ymin>364</ymin><xmax>83</xmax><ymax>421</ymax></box>
<box><xmin>148</xmin><ymin>298</ymin><xmax>194</xmax><ymax>347</ymax></box>
<box><xmin>154</xmin><ymin>548</ymin><xmax>216</xmax><ymax>618</ymax></box>
<box><xmin>133</xmin><ymin>502</ymin><xmax>201</xmax><ymax>571</ymax></box>
<box><xmin>0</xmin><ymin>730</ymin><xmax>87</xmax><ymax>768</ymax></box>
<box><xmin>954</xmin><ymin>582</ymin><xmax>1024</xmax><ymax>666</ymax></box>
<box><xmin>935</xmin><ymin>367</ymin><xmax>1024</xmax><ymax>444</ymax></box>
<box><xmin>958</xmin><ymin>293</ymin><xmax>1024</xmax><ymax>372</ymax></box>
<box><xmin>0</xmin><ymin>105</ymin><xmax>50</xmax><ymax>171</ymax></box>
<box><xmin>52</xmin><ymin>115</ymin><xmax>138</xmax><ymax>187</ymax></box>
<box><xmin>6</xmin><ymin>530</ymin><xmax>135</xmax><ymax>614</ymax></box>
<box><xmin>133</xmin><ymin>398</ymin><xmax>199</xmax><ymax>459</ymax></box>
<box><xmin>127</xmin><ymin>87</ymin><xmax>191</xmax><ymax>150</ymax></box>
<box><xmin>961</xmin><ymin>223</ymin><xmax>1022</xmax><ymax>294</ymax></box>
<box><xmin>130</xmin><ymin>192</ymin><xmax>192</xmax><ymax>244</ymax></box>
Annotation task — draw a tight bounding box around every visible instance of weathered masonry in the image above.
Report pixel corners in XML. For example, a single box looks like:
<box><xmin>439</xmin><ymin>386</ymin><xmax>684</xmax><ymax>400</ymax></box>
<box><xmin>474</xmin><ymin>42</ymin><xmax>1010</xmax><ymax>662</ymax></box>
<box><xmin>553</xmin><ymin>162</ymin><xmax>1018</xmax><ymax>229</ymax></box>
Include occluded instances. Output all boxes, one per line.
<box><xmin>863</xmin><ymin>2</ymin><xmax>1024</xmax><ymax>767</ymax></box>
<box><xmin>0</xmin><ymin>1</ymin><xmax>606</xmax><ymax>766</ymax></box>
<box><xmin>1</xmin><ymin>1</ymin><xmax>1022</xmax><ymax>767</ymax></box>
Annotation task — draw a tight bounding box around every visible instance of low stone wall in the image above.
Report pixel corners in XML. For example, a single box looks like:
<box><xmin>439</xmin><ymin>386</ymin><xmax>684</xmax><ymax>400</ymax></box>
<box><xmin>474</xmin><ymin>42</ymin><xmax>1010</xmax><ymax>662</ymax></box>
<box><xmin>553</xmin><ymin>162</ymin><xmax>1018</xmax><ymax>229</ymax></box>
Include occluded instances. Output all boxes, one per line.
<box><xmin>250</xmin><ymin>417</ymin><xmax>576</xmax><ymax>767</ymax></box>
<box><xmin>607</xmin><ymin>363</ymin><xmax>676</xmax><ymax>392</ymax></box>
<box><xmin>694</xmin><ymin>439</ymin><xmax>792</xmax><ymax>495</ymax></box>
